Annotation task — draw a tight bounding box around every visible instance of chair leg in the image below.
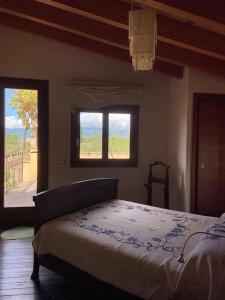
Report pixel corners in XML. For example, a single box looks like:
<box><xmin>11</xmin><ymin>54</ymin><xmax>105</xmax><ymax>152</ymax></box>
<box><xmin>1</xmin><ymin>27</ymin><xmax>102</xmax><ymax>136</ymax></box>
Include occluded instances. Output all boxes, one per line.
<box><xmin>31</xmin><ymin>252</ymin><xmax>39</xmax><ymax>281</ymax></box>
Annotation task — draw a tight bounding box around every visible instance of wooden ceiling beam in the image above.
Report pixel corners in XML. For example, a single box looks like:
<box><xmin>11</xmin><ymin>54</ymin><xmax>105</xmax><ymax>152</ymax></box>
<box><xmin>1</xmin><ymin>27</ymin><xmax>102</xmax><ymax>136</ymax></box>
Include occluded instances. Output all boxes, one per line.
<box><xmin>35</xmin><ymin>0</ymin><xmax>129</xmax><ymax>29</ymax></box>
<box><xmin>157</xmin><ymin>15</ymin><xmax>225</xmax><ymax>61</ymax></box>
<box><xmin>153</xmin><ymin>59</ymin><xmax>183</xmax><ymax>79</ymax></box>
<box><xmin>0</xmin><ymin>0</ymin><xmax>128</xmax><ymax>50</ymax></box>
<box><xmin>0</xmin><ymin>0</ymin><xmax>225</xmax><ymax>77</ymax></box>
<box><xmin>157</xmin><ymin>41</ymin><xmax>225</xmax><ymax>78</ymax></box>
<box><xmin>133</xmin><ymin>0</ymin><xmax>225</xmax><ymax>36</ymax></box>
<box><xmin>31</xmin><ymin>0</ymin><xmax>225</xmax><ymax>60</ymax></box>
<box><xmin>36</xmin><ymin>0</ymin><xmax>225</xmax><ymax>35</ymax></box>
<box><xmin>146</xmin><ymin>0</ymin><xmax>225</xmax><ymax>25</ymax></box>
<box><xmin>1</xmin><ymin>1</ymin><xmax>225</xmax><ymax>78</ymax></box>
<box><xmin>0</xmin><ymin>12</ymin><xmax>184</xmax><ymax>79</ymax></box>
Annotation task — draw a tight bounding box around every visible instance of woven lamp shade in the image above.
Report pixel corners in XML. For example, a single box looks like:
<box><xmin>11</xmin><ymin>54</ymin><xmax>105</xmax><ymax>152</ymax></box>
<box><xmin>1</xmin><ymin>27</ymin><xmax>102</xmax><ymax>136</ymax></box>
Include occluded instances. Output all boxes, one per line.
<box><xmin>129</xmin><ymin>8</ymin><xmax>157</xmax><ymax>71</ymax></box>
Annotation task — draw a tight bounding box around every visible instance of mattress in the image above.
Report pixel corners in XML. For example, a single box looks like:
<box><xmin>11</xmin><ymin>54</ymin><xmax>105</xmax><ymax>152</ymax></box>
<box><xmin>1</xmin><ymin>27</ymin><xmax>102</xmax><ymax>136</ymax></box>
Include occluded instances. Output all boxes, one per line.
<box><xmin>33</xmin><ymin>199</ymin><xmax>220</xmax><ymax>300</ymax></box>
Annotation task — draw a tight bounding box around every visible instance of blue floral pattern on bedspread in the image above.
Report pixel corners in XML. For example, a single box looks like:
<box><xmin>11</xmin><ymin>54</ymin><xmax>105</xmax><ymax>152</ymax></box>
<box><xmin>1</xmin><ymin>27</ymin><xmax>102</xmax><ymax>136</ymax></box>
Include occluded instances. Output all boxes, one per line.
<box><xmin>204</xmin><ymin>214</ymin><xmax>225</xmax><ymax>240</ymax></box>
<box><xmin>64</xmin><ymin>200</ymin><xmax>203</xmax><ymax>254</ymax></box>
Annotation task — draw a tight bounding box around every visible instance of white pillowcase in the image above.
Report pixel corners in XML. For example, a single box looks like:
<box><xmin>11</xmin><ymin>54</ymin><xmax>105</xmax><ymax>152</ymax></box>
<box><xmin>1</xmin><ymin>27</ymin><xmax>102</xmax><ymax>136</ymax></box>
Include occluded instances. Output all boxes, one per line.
<box><xmin>173</xmin><ymin>215</ymin><xmax>225</xmax><ymax>300</ymax></box>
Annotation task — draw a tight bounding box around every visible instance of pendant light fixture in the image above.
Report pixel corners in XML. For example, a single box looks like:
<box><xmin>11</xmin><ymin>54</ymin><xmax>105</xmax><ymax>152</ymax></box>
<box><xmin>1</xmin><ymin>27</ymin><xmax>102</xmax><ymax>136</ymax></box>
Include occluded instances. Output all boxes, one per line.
<box><xmin>129</xmin><ymin>5</ymin><xmax>157</xmax><ymax>71</ymax></box>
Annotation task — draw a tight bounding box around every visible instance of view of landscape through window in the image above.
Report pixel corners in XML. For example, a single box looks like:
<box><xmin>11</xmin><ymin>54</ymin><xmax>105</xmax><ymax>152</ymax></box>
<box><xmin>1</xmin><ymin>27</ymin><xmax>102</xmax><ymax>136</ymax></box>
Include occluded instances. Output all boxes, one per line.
<box><xmin>79</xmin><ymin>112</ymin><xmax>131</xmax><ymax>159</ymax></box>
<box><xmin>80</xmin><ymin>112</ymin><xmax>103</xmax><ymax>159</ymax></box>
<box><xmin>108</xmin><ymin>113</ymin><xmax>130</xmax><ymax>159</ymax></box>
<box><xmin>4</xmin><ymin>88</ymin><xmax>38</xmax><ymax>207</ymax></box>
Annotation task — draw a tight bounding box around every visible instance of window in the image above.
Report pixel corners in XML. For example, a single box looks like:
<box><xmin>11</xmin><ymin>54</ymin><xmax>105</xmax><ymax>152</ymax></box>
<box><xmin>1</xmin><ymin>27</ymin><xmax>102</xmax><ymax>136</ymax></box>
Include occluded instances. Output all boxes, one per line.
<box><xmin>71</xmin><ymin>106</ymin><xmax>139</xmax><ymax>167</ymax></box>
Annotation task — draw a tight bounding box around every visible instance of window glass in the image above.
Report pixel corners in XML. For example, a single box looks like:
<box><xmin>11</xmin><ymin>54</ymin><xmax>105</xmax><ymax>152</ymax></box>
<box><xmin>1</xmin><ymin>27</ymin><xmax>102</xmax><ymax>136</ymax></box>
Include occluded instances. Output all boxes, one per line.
<box><xmin>71</xmin><ymin>106</ymin><xmax>138</xmax><ymax>167</ymax></box>
<box><xmin>108</xmin><ymin>113</ymin><xmax>130</xmax><ymax>159</ymax></box>
<box><xmin>79</xmin><ymin>112</ymin><xmax>103</xmax><ymax>159</ymax></box>
<box><xmin>4</xmin><ymin>88</ymin><xmax>38</xmax><ymax>207</ymax></box>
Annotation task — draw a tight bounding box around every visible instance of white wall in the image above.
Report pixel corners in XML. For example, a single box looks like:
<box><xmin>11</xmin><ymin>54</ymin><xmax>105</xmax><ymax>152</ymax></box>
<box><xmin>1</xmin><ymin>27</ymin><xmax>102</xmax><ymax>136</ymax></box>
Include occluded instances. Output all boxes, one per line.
<box><xmin>0</xmin><ymin>26</ymin><xmax>171</xmax><ymax>204</ymax></box>
<box><xmin>168</xmin><ymin>69</ymin><xmax>225</xmax><ymax>212</ymax></box>
<box><xmin>168</xmin><ymin>70</ymin><xmax>189</xmax><ymax>210</ymax></box>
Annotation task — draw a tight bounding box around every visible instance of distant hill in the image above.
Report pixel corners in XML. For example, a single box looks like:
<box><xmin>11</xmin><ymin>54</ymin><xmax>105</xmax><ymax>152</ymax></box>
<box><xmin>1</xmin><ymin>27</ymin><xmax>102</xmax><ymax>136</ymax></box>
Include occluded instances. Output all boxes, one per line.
<box><xmin>80</xmin><ymin>113</ymin><xmax>130</xmax><ymax>137</ymax></box>
<box><xmin>5</xmin><ymin>128</ymin><xmax>32</xmax><ymax>137</ymax></box>
<box><xmin>83</xmin><ymin>127</ymin><xmax>129</xmax><ymax>137</ymax></box>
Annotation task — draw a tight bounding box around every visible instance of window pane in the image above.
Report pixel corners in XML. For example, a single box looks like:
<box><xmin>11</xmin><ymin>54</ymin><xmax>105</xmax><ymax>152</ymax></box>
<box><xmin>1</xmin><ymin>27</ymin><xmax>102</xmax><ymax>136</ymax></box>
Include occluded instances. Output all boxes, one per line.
<box><xmin>80</xmin><ymin>112</ymin><xmax>103</xmax><ymax>159</ymax></box>
<box><xmin>108</xmin><ymin>113</ymin><xmax>130</xmax><ymax>159</ymax></box>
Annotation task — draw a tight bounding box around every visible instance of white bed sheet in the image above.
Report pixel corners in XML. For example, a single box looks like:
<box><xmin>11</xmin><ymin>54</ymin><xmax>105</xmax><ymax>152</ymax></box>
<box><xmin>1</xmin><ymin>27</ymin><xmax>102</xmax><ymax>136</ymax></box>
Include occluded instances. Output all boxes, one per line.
<box><xmin>33</xmin><ymin>199</ymin><xmax>218</xmax><ymax>300</ymax></box>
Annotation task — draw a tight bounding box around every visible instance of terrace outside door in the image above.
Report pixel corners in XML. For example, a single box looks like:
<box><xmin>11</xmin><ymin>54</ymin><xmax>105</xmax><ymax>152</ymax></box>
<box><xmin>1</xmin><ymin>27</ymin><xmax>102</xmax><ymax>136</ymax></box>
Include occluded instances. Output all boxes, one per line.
<box><xmin>0</xmin><ymin>78</ymin><xmax>48</xmax><ymax>224</ymax></box>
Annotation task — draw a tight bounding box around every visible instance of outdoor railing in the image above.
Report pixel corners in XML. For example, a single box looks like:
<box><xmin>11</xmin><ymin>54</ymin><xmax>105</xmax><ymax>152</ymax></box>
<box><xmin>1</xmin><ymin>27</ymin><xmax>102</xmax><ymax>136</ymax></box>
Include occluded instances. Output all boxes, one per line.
<box><xmin>4</xmin><ymin>151</ymin><xmax>23</xmax><ymax>193</ymax></box>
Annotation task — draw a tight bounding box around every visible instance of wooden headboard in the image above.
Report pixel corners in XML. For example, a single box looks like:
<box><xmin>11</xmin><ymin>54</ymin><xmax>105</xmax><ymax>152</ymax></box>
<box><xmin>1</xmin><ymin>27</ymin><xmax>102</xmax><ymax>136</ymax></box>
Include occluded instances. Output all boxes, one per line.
<box><xmin>33</xmin><ymin>178</ymin><xmax>118</xmax><ymax>231</ymax></box>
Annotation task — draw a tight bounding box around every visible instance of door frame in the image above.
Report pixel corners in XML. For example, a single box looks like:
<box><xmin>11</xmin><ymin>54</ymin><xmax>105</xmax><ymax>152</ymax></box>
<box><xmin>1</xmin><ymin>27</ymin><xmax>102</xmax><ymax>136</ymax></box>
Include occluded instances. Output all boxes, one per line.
<box><xmin>0</xmin><ymin>77</ymin><xmax>48</xmax><ymax>225</ymax></box>
<box><xmin>191</xmin><ymin>93</ymin><xmax>225</xmax><ymax>214</ymax></box>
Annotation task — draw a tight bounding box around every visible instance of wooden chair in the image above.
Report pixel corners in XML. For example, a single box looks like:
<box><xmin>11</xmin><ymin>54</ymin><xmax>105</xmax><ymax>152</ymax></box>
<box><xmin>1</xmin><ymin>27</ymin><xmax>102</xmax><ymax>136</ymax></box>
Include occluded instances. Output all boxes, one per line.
<box><xmin>144</xmin><ymin>161</ymin><xmax>170</xmax><ymax>208</ymax></box>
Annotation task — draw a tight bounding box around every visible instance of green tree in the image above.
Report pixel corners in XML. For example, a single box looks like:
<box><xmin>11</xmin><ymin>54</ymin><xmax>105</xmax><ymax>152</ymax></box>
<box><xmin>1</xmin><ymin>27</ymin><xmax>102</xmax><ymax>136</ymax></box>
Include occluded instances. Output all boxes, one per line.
<box><xmin>80</xmin><ymin>133</ymin><xmax>102</xmax><ymax>153</ymax></box>
<box><xmin>5</xmin><ymin>134</ymin><xmax>21</xmax><ymax>154</ymax></box>
<box><xmin>9</xmin><ymin>89</ymin><xmax>38</xmax><ymax>140</ymax></box>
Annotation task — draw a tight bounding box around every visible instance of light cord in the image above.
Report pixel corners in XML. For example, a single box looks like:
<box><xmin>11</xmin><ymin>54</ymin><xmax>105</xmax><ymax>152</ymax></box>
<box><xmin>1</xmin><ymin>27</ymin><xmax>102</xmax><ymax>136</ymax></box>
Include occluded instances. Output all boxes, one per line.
<box><xmin>177</xmin><ymin>231</ymin><xmax>225</xmax><ymax>263</ymax></box>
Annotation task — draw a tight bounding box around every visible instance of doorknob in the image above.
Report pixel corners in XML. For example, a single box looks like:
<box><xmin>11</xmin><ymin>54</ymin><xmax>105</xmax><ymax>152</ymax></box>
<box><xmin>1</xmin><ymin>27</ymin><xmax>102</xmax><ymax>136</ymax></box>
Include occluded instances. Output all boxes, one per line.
<box><xmin>200</xmin><ymin>163</ymin><xmax>205</xmax><ymax>169</ymax></box>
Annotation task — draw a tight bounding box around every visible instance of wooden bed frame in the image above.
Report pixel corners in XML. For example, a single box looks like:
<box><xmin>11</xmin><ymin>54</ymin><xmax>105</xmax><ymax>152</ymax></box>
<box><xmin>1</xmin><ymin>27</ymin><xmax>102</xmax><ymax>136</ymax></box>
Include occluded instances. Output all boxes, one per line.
<box><xmin>31</xmin><ymin>178</ymin><xmax>141</xmax><ymax>300</ymax></box>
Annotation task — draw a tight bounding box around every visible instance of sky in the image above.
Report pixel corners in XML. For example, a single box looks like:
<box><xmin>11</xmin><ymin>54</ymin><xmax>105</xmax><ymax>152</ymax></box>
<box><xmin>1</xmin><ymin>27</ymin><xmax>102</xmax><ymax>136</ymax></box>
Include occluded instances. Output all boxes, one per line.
<box><xmin>80</xmin><ymin>112</ymin><xmax>130</xmax><ymax>130</ymax></box>
<box><xmin>5</xmin><ymin>90</ymin><xmax>130</xmax><ymax>133</ymax></box>
<box><xmin>5</xmin><ymin>88</ymin><xmax>24</xmax><ymax>129</ymax></box>
<box><xmin>80</xmin><ymin>112</ymin><xmax>130</xmax><ymax>137</ymax></box>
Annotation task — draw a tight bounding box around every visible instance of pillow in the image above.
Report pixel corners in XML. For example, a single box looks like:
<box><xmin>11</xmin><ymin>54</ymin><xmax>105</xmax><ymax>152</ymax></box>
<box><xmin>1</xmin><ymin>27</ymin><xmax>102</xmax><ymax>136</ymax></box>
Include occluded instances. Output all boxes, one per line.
<box><xmin>173</xmin><ymin>220</ymin><xmax>225</xmax><ymax>300</ymax></box>
<box><xmin>206</xmin><ymin>214</ymin><xmax>225</xmax><ymax>237</ymax></box>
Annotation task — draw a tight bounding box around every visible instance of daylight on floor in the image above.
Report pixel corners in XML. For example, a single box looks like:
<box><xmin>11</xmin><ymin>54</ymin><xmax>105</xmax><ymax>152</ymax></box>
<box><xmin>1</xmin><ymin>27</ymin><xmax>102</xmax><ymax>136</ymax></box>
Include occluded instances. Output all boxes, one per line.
<box><xmin>4</xmin><ymin>88</ymin><xmax>38</xmax><ymax>207</ymax></box>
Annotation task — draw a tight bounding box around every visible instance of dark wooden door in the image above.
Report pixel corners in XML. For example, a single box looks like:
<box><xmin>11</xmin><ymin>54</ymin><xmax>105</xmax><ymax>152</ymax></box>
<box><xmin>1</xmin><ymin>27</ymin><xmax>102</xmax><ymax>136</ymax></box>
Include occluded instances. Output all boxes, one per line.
<box><xmin>192</xmin><ymin>94</ymin><xmax>225</xmax><ymax>216</ymax></box>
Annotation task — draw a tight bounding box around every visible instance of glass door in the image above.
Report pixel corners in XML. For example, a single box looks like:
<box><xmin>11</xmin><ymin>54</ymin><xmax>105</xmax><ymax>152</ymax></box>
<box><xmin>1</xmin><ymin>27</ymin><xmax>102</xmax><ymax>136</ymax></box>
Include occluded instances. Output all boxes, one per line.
<box><xmin>0</xmin><ymin>78</ymin><xmax>48</xmax><ymax>223</ymax></box>
<box><xmin>4</xmin><ymin>88</ymin><xmax>38</xmax><ymax>208</ymax></box>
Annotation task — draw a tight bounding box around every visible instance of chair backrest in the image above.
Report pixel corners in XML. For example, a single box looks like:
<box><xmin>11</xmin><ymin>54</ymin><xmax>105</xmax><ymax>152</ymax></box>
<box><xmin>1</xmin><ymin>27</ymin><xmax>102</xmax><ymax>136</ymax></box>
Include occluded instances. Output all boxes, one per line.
<box><xmin>148</xmin><ymin>161</ymin><xmax>170</xmax><ymax>184</ymax></box>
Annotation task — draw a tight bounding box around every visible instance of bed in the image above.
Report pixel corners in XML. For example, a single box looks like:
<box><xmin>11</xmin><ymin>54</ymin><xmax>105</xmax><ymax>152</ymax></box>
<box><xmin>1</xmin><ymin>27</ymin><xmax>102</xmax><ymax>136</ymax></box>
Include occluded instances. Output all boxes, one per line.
<box><xmin>32</xmin><ymin>178</ymin><xmax>225</xmax><ymax>300</ymax></box>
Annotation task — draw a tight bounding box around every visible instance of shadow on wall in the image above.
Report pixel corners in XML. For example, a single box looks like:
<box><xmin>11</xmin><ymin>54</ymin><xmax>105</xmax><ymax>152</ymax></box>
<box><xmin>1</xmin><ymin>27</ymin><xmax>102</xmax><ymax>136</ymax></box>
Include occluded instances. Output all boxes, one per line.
<box><xmin>178</xmin><ymin>172</ymin><xmax>185</xmax><ymax>211</ymax></box>
<box><xmin>170</xmin><ymin>169</ymin><xmax>185</xmax><ymax>211</ymax></box>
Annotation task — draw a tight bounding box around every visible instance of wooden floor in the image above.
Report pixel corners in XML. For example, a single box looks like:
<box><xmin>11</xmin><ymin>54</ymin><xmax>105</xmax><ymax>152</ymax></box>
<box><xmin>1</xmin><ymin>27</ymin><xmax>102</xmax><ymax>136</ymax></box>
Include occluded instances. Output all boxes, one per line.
<box><xmin>0</xmin><ymin>237</ymin><xmax>98</xmax><ymax>299</ymax></box>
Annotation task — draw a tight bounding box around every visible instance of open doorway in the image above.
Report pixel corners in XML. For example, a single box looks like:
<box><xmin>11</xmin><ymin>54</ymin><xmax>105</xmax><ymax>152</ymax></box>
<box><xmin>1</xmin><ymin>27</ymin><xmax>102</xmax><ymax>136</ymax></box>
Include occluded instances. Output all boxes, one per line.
<box><xmin>0</xmin><ymin>78</ymin><xmax>48</xmax><ymax>224</ymax></box>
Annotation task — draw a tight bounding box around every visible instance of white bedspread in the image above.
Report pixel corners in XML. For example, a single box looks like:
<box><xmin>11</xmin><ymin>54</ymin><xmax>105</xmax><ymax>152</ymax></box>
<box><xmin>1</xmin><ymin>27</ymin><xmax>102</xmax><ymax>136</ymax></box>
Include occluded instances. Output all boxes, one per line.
<box><xmin>33</xmin><ymin>200</ymin><xmax>218</xmax><ymax>300</ymax></box>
